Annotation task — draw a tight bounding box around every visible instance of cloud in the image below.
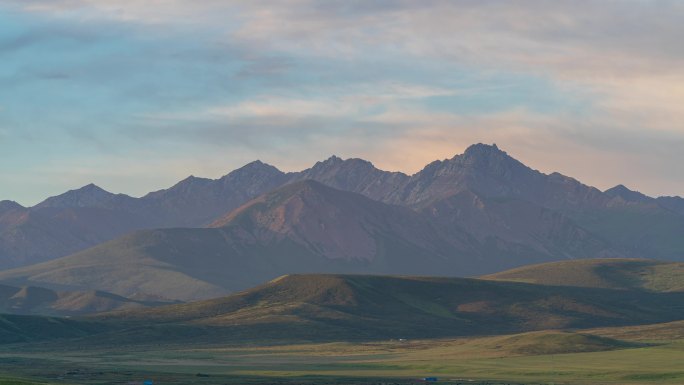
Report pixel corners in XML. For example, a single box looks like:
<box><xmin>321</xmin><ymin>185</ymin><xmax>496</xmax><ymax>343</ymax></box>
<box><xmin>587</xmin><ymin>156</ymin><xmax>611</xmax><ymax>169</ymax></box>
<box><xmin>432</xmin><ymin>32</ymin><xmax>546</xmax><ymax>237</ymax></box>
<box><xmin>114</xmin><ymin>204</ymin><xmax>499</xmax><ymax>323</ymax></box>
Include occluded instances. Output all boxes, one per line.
<box><xmin>10</xmin><ymin>1</ymin><xmax>684</xmax><ymax>83</ymax></box>
<box><xmin>126</xmin><ymin>81</ymin><xmax>461</xmax><ymax>151</ymax></box>
<box><xmin>188</xmin><ymin>82</ymin><xmax>456</xmax><ymax>118</ymax></box>
<box><xmin>3</xmin><ymin>1</ymin><xmax>684</xmax><ymax>202</ymax></box>
<box><xmin>11</xmin><ymin>2</ymin><xmax>683</xmax><ymax>102</ymax></box>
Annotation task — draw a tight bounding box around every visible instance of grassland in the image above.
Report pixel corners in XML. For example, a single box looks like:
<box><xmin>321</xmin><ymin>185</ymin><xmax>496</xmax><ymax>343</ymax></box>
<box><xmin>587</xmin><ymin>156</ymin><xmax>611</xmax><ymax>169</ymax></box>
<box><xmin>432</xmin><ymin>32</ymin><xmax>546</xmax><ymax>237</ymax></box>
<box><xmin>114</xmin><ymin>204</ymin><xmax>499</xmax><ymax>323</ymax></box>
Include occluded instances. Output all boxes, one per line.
<box><xmin>2</xmin><ymin>324</ymin><xmax>684</xmax><ymax>385</ymax></box>
<box><xmin>89</xmin><ymin>274</ymin><xmax>684</xmax><ymax>345</ymax></box>
<box><xmin>0</xmin><ymin>379</ymin><xmax>47</xmax><ymax>385</ymax></box>
<box><xmin>3</xmin><ymin>272</ymin><xmax>684</xmax><ymax>384</ymax></box>
<box><xmin>483</xmin><ymin>258</ymin><xmax>684</xmax><ymax>292</ymax></box>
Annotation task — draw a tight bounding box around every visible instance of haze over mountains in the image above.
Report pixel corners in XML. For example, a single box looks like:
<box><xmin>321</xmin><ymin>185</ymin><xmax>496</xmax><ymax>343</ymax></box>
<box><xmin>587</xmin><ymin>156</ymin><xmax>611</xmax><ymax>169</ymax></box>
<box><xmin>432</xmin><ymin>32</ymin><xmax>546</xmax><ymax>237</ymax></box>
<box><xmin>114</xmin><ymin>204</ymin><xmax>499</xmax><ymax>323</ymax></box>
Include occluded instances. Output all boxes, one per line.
<box><xmin>1</xmin><ymin>144</ymin><xmax>683</xmax><ymax>301</ymax></box>
<box><xmin>0</xmin><ymin>181</ymin><xmax>480</xmax><ymax>300</ymax></box>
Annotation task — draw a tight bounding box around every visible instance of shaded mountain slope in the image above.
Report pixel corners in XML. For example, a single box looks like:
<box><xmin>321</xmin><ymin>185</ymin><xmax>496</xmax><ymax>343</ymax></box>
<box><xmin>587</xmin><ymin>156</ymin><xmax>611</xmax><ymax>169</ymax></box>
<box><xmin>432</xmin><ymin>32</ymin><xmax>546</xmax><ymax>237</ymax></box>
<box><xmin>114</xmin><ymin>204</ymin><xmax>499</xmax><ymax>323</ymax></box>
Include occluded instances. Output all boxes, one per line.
<box><xmin>3</xmin><ymin>143</ymin><xmax>684</xmax><ymax>272</ymax></box>
<box><xmin>382</xmin><ymin>144</ymin><xmax>609</xmax><ymax>210</ymax></box>
<box><xmin>657</xmin><ymin>196</ymin><xmax>684</xmax><ymax>215</ymax></box>
<box><xmin>0</xmin><ymin>186</ymin><xmax>153</xmax><ymax>270</ymax></box>
<box><xmin>141</xmin><ymin>160</ymin><xmax>291</xmax><ymax>227</ymax></box>
<box><xmin>3</xmin><ymin>176</ymin><xmax>679</xmax><ymax>302</ymax></box>
<box><xmin>0</xmin><ymin>162</ymin><xmax>290</xmax><ymax>269</ymax></box>
<box><xmin>0</xmin><ymin>229</ymin><xmax>235</xmax><ymax>301</ymax></box>
<box><xmin>422</xmin><ymin>190</ymin><xmax>616</xmax><ymax>260</ymax></box>
<box><xmin>0</xmin><ymin>200</ymin><xmax>23</xmax><ymax>216</ymax></box>
<box><xmin>291</xmin><ymin>155</ymin><xmax>408</xmax><ymax>200</ymax></box>
<box><xmin>288</xmin><ymin>145</ymin><xmax>681</xmax><ymax>262</ymax></box>
<box><xmin>388</xmin><ymin>144</ymin><xmax>684</xmax><ymax>261</ymax></box>
<box><xmin>483</xmin><ymin>258</ymin><xmax>684</xmax><ymax>292</ymax></box>
<box><xmin>0</xmin><ymin>182</ymin><xmax>480</xmax><ymax>301</ymax></box>
<box><xmin>209</xmin><ymin>180</ymin><xmax>476</xmax><ymax>262</ymax></box>
<box><xmin>216</xmin><ymin>145</ymin><xmax>682</xmax><ymax>265</ymax></box>
<box><xmin>0</xmin><ymin>205</ymin><xmax>157</xmax><ymax>269</ymax></box>
<box><xmin>34</xmin><ymin>183</ymin><xmax>138</xmax><ymax>210</ymax></box>
<box><xmin>604</xmin><ymin>184</ymin><xmax>654</xmax><ymax>204</ymax></box>
<box><xmin>282</xmin><ymin>149</ymin><xmax>613</xmax><ymax>262</ymax></box>
<box><xmin>571</xmin><ymin>206</ymin><xmax>684</xmax><ymax>260</ymax></box>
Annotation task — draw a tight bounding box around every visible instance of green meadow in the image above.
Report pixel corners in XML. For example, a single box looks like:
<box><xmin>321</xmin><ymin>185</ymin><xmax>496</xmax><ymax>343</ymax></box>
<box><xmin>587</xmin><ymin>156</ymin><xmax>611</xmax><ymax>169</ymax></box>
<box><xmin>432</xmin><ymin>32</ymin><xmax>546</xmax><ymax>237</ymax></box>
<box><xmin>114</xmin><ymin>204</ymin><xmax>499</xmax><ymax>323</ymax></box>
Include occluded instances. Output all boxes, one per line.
<box><xmin>2</xmin><ymin>324</ymin><xmax>684</xmax><ymax>385</ymax></box>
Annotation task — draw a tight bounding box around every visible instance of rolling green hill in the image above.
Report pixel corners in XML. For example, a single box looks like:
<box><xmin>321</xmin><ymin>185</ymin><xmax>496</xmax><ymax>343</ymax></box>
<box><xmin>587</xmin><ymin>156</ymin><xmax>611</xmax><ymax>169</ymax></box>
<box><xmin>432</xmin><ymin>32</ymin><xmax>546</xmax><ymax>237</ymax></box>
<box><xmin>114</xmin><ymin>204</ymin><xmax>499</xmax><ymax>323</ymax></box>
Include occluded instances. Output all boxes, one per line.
<box><xmin>483</xmin><ymin>258</ymin><xmax>684</xmax><ymax>292</ymax></box>
<box><xmin>2</xmin><ymin>272</ymin><xmax>684</xmax><ymax>347</ymax></box>
<box><xmin>90</xmin><ymin>274</ymin><xmax>684</xmax><ymax>345</ymax></box>
<box><xmin>0</xmin><ymin>282</ymin><xmax>171</xmax><ymax>316</ymax></box>
<box><xmin>473</xmin><ymin>330</ymin><xmax>640</xmax><ymax>355</ymax></box>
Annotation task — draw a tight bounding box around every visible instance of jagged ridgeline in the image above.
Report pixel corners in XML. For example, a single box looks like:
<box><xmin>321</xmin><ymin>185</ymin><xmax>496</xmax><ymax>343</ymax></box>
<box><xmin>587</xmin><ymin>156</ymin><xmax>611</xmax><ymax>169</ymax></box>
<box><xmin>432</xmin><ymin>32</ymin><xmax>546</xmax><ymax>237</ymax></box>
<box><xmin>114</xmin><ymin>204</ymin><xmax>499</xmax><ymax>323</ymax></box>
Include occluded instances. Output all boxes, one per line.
<box><xmin>1</xmin><ymin>144</ymin><xmax>683</xmax><ymax>301</ymax></box>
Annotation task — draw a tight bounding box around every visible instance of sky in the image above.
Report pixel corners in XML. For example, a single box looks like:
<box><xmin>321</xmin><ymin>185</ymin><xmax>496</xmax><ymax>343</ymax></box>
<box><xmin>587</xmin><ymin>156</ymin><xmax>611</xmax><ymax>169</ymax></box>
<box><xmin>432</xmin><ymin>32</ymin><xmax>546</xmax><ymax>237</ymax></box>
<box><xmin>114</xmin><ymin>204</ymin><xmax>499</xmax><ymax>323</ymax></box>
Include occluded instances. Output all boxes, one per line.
<box><xmin>1</xmin><ymin>0</ymin><xmax>684</xmax><ymax>206</ymax></box>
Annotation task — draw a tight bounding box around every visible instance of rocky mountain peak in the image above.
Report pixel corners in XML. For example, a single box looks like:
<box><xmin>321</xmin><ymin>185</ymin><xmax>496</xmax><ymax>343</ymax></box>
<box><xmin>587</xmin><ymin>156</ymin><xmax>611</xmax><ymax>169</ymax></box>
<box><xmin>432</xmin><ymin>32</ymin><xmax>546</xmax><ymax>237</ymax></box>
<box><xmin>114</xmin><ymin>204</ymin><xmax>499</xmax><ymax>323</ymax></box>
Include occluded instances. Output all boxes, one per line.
<box><xmin>459</xmin><ymin>143</ymin><xmax>516</xmax><ymax>168</ymax></box>
<box><xmin>309</xmin><ymin>156</ymin><xmax>377</xmax><ymax>173</ymax></box>
<box><xmin>235</xmin><ymin>160</ymin><xmax>273</xmax><ymax>172</ymax></box>
<box><xmin>415</xmin><ymin>143</ymin><xmax>531</xmax><ymax>184</ymax></box>
<box><xmin>463</xmin><ymin>142</ymin><xmax>501</xmax><ymax>155</ymax></box>
<box><xmin>293</xmin><ymin>155</ymin><xmax>408</xmax><ymax>201</ymax></box>
<box><xmin>169</xmin><ymin>175</ymin><xmax>213</xmax><ymax>191</ymax></box>
<box><xmin>34</xmin><ymin>183</ymin><xmax>117</xmax><ymax>209</ymax></box>
<box><xmin>222</xmin><ymin>160</ymin><xmax>284</xmax><ymax>182</ymax></box>
<box><xmin>324</xmin><ymin>155</ymin><xmax>343</xmax><ymax>164</ymax></box>
<box><xmin>604</xmin><ymin>184</ymin><xmax>653</xmax><ymax>203</ymax></box>
<box><xmin>307</xmin><ymin>155</ymin><xmax>344</xmax><ymax>171</ymax></box>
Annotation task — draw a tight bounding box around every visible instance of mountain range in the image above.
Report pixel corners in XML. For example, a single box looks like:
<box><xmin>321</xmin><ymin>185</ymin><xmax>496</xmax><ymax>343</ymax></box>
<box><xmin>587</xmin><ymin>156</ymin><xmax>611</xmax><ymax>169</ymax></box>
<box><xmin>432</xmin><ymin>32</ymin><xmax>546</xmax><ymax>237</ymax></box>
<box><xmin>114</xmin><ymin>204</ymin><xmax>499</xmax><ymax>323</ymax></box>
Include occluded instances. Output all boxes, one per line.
<box><xmin>0</xmin><ymin>181</ymin><xmax>480</xmax><ymax>300</ymax></box>
<box><xmin>1</xmin><ymin>144</ymin><xmax>683</xmax><ymax>301</ymax></box>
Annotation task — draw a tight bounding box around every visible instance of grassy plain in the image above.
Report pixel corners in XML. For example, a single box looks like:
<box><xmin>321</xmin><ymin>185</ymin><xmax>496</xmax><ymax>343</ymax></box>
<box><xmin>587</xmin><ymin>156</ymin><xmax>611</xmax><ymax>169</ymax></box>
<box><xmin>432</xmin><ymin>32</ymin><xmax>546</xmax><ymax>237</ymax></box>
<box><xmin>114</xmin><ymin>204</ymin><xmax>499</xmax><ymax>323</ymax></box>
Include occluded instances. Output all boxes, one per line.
<box><xmin>3</xmin><ymin>271</ymin><xmax>684</xmax><ymax>385</ymax></box>
<box><xmin>1</xmin><ymin>324</ymin><xmax>684</xmax><ymax>385</ymax></box>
